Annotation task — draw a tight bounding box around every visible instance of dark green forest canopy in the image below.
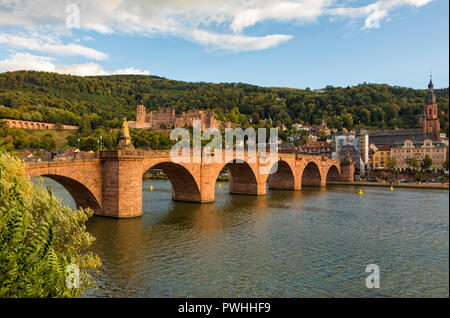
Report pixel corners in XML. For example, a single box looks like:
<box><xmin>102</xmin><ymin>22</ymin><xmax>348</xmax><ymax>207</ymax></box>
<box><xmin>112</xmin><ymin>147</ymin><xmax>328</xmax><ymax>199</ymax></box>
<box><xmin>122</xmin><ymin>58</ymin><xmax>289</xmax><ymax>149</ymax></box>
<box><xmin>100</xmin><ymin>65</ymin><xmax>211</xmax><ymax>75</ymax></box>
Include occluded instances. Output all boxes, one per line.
<box><xmin>0</xmin><ymin>70</ymin><xmax>448</xmax><ymax>134</ymax></box>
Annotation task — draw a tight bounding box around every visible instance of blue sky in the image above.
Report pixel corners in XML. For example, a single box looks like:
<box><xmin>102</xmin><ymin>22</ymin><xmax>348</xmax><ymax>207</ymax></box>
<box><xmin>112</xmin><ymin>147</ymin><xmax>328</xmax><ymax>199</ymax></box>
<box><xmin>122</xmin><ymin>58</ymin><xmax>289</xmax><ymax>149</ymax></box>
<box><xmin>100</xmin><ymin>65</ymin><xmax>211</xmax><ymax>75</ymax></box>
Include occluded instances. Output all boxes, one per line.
<box><xmin>0</xmin><ymin>0</ymin><xmax>448</xmax><ymax>89</ymax></box>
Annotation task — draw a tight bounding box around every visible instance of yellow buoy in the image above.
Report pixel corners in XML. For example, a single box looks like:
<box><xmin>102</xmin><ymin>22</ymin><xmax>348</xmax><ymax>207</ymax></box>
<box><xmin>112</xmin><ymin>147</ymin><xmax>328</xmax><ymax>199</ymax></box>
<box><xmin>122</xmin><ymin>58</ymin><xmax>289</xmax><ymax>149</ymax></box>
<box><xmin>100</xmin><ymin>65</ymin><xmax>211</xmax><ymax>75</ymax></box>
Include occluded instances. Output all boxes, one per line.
<box><xmin>150</xmin><ymin>185</ymin><xmax>154</xmax><ymax>191</ymax></box>
<box><xmin>358</xmin><ymin>189</ymin><xmax>363</xmax><ymax>196</ymax></box>
<box><xmin>219</xmin><ymin>183</ymin><xmax>222</xmax><ymax>187</ymax></box>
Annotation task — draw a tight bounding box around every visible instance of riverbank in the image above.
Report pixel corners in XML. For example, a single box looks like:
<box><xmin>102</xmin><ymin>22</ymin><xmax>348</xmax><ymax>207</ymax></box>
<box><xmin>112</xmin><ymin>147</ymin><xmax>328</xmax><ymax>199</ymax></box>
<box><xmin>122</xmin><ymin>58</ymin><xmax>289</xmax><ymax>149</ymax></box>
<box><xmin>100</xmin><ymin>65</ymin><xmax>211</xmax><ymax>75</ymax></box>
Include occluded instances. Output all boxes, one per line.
<box><xmin>328</xmin><ymin>181</ymin><xmax>449</xmax><ymax>189</ymax></box>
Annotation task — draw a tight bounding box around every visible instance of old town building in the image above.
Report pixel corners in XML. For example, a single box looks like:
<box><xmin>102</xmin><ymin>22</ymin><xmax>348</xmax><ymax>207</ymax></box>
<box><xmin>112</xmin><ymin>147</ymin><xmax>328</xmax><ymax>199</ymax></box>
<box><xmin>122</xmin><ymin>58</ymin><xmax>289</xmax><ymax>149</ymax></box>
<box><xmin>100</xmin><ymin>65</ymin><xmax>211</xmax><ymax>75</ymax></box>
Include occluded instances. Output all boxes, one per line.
<box><xmin>365</xmin><ymin>77</ymin><xmax>447</xmax><ymax>171</ymax></box>
<box><xmin>391</xmin><ymin>139</ymin><xmax>447</xmax><ymax>171</ymax></box>
<box><xmin>311</xmin><ymin>117</ymin><xmax>331</xmax><ymax>137</ymax></box>
<box><xmin>333</xmin><ymin>133</ymin><xmax>367</xmax><ymax>175</ymax></box>
<box><xmin>371</xmin><ymin>144</ymin><xmax>391</xmax><ymax>170</ymax></box>
<box><xmin>299</xmin><ymin>141</ymin><xmax>333</xmax><ymax>158</ymax></box>
<box><xmin>369</xmin><ymin>76</ymin><xmax>442</xmax><ymax>145</ymax></box>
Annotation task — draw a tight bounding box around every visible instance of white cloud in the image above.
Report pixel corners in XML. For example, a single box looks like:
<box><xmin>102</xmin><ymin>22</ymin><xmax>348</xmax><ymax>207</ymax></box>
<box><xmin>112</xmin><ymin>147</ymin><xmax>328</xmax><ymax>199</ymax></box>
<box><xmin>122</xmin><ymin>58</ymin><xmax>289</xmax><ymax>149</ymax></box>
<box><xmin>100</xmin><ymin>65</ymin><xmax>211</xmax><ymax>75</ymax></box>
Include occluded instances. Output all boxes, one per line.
<box><xmin>188</xmin><ymin>30</ymin><xmax>293</xmax><ymax>51</ymax></box>
<box><xmin>0</xmin><ymin>0</ymin><xmax>435</xmax><ymax>52</ymax></box>
<box><xmin>55</xmin><ymin>64</ymin><xmax>149</xmax><ymax>76</ymax></box>
<box><xmin>0</xmin><ymin>52</ymin><xmax>55</xmax><ymax>72</ymax></box>
<box><xmin>0</xmin><ymin>32</ymin><xmax>107</xmax><ymax>60</ymax></box>
<box><xmin>326</xmin><ymin>0</ymin><xmax>433</xmax><ymax>25</ymax></box>
<box><xmin>110</xmin><ymin>67</ymin><xmax>149</xmax><ymax>75</ymax></box>
<box><xmin>229</xmin><ymin>0</ymin><xmax>330</xmax><ymax>33</ymax></box>
<box><xmin>0</xmin><ymin>52</ymin><xmax>149</xmax><ymax>76</ymax></box>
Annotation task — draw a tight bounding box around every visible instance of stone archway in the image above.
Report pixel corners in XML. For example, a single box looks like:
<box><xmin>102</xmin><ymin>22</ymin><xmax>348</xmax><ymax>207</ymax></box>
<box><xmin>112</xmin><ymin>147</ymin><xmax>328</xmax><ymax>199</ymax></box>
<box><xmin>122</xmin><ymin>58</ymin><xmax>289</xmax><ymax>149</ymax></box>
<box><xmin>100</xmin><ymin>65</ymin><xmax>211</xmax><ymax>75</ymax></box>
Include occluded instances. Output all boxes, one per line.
<box><xmin>301</xmin><ymin>162</ymin><xmax>322</xmax><ymax>186</ymax></box>
<box><xmin>143</xmin><ymin>162</ymin><xmax>201</xmax><ymax>202</ymax></box>
<box><xmin>37</xmin><ymin>174</ymin><xmax>101</xmax><ymax>212</ymax></box>
<box><xmin>267</xmin><ymin>160</ymin><xmax>295</xmax><ymax>190</ymax></box>
<box><xmin>326</xmin><ymin>165</ymin><xmax>341</xmax><ymax>183</ymax></box>
<box><xmin>215</xmin><ymin>160</ymin><xmax>259</xmax><ymax>195</ymax></box>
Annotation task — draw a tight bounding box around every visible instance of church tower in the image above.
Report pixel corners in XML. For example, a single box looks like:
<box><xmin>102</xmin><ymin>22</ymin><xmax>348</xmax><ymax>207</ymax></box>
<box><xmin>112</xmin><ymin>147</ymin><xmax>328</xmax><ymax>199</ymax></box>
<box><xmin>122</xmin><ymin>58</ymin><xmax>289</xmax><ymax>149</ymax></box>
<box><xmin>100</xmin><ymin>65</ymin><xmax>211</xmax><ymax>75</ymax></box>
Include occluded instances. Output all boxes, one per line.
<box><xmin>421</xmin><ymin>76</ymin><xmax>440</xmax><ymax>141</ymax></box>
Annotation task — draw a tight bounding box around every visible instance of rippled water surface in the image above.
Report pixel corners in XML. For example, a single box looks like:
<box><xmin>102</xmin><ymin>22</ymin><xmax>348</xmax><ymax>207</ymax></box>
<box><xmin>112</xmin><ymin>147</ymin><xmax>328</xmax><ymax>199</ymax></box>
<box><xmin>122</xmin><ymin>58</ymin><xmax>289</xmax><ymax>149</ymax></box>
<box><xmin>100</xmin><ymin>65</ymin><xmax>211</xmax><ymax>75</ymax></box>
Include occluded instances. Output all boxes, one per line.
<box><xmin>40</xmin><ymin>178</ymin><xmax>449</xmax><ymax>297</ymax></box>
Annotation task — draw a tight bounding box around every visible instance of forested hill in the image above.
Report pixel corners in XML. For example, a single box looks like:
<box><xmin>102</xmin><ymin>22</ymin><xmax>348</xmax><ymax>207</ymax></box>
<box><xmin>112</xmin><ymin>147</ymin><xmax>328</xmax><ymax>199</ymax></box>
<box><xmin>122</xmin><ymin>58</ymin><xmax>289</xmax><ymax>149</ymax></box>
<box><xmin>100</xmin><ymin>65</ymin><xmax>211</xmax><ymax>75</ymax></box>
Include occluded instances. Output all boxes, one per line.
<box><xmin>0</xmin><ymin>70</ymin><xmax>448</xmax><ymax>134</ymax></box>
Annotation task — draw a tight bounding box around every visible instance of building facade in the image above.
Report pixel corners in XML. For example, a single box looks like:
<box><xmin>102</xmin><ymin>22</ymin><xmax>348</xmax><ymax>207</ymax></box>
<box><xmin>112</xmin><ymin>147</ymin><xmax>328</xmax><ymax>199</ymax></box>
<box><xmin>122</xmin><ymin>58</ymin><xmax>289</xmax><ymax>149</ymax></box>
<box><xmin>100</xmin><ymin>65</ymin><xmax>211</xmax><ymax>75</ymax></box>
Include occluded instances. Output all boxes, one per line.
<box><xmin>391</xmin><ymin>139</ymin><xmax>447</xmax><ymax>171</ymax></box>
<box><xmin>371</xmin><ymin>144</ymin><xmax>391</xmax><ymax>170</ymax></box>
<box><xmin>333</xmin><ymin>133</ymin><xmax>364</xmax><ymax>175</ymax></box>
<box><xmin>298</xmin><ymin>141</ymin><xmax>333</xmax><ymax>158</ymax></box>
<box><xmin>356</xmin><ymin>129</ymin><xmax>369</xmax><ymax>172</ymax></box>
<box><xmin>311</xmin><ymin>117</ymin><xmax>331</xmax><ymax>137</ymax></box>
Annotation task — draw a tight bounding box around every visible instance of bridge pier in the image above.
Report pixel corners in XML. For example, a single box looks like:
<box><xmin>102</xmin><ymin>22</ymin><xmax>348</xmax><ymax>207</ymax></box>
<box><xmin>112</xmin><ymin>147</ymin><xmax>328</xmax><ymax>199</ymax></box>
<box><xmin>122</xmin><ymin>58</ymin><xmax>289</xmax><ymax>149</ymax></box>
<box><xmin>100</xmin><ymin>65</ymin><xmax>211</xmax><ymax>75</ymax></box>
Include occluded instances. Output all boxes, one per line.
<box><xmin>339</xmin><ymin>160</ymin><xmax>355</xmax><ymax>182</ymax></box>
<box><xmin>99</xmin><ymin>151</ymin><xmax>143</xmax><ymax>218</ymax></box>
<box><xmin>229</xmin><ymin>179</ymin><xmax>267</xmax><ymax>196</ymax></box>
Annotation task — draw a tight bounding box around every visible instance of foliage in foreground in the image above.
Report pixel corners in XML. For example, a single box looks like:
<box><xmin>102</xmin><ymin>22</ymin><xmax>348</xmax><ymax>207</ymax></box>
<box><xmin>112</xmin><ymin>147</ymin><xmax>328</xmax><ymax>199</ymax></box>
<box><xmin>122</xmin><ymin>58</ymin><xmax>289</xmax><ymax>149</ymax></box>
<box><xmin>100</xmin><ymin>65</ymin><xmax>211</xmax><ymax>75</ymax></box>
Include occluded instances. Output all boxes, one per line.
<box><xmin>0</xmin><ymin>150</ymin><xmax>101</xmax><ymax>297</ymax></box>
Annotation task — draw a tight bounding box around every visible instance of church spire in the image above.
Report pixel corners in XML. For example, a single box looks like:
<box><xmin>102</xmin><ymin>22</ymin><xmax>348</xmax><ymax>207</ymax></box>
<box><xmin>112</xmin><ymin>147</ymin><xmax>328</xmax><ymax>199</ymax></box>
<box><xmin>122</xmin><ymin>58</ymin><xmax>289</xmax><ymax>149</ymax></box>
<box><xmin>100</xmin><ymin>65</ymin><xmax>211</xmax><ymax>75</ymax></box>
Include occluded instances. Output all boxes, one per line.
<box><xmin>426</xmin><ymin>74</ymin><xmax>436</xmax><ymax>105</ymax></box>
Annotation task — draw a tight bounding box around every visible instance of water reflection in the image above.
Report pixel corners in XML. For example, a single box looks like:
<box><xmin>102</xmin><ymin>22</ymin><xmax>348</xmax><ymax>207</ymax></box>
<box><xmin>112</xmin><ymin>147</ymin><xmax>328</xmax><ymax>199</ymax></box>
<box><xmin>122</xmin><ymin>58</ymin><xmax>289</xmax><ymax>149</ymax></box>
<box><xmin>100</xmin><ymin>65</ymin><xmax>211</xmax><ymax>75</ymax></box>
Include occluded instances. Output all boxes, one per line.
<box><xmin>35</xmin><ymin>177</ymin><xmax>449</xmax><ymax>297</ymax></box>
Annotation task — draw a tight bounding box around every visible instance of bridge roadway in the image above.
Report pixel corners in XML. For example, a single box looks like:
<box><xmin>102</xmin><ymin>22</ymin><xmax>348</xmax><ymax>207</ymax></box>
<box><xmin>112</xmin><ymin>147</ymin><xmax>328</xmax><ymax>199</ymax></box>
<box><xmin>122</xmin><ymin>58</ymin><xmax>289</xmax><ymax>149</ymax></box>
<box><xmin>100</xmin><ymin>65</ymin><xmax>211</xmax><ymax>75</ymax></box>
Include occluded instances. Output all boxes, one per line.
<box><xmin>26</xmin><ymin>149</ymin><xmax>354</xmax><ymax>218</ymax></box>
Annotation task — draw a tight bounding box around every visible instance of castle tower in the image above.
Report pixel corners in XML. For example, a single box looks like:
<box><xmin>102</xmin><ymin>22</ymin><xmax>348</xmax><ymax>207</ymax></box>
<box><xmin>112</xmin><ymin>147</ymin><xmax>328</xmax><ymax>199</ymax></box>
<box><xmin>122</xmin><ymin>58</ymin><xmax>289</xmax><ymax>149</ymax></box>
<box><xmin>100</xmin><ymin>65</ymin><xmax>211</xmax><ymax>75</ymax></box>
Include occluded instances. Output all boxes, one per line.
<box><xmin>421</xmin><ymin>76</ymin><xmax>440</xmax><ymax>141</ymax></box>
<box><xmin>136</xmin><ymin>105</ymin><xmax>146</xmax><ymax>124</ymax></box>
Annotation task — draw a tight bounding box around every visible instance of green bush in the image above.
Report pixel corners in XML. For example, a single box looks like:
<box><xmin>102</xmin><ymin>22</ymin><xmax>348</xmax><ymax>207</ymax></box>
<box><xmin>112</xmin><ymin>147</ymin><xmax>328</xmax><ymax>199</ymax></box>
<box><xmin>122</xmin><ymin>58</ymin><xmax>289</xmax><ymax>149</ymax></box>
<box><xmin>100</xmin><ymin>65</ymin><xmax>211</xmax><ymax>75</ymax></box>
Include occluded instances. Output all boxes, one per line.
<box><xmin>0</xmin><ymin>150</ymin><xmax>101</xmax><ymax>297</ymax></box>
<box><xmin>414</xmin><ymin>172</ymin><xmax>423</xmax><ymax>183</ymax></box>
<box><xmin>437</xmin><ymin>176</ymin><xmax>448</xmax><ymax>184</ymax></box>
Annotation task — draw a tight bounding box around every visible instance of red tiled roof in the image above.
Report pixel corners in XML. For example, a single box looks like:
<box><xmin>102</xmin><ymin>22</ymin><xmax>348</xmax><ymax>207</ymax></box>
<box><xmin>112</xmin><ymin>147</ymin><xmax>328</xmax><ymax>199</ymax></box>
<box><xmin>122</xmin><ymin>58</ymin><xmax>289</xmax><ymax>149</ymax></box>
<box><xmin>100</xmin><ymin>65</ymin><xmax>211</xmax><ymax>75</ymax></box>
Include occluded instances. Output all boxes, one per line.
<box><xmin>302</xmin><ymin>141</ymin><xmax>332</xmax><ymax>148</ymax></box>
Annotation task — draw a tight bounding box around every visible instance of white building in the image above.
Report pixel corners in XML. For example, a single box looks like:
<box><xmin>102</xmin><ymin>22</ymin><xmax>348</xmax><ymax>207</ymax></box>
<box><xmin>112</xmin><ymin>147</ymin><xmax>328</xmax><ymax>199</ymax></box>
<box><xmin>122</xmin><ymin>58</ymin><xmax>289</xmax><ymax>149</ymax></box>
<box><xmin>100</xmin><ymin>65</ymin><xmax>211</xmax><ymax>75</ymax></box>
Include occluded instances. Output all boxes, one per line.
<box><xmin>291</xmin><ymin>123</ymin><xmax>310</xmax><ymax>132</ymax></box>
<box><xmin>333</xmin><ymin>133</ymin><xmax>366</xmax><ymax>175</ymax></box>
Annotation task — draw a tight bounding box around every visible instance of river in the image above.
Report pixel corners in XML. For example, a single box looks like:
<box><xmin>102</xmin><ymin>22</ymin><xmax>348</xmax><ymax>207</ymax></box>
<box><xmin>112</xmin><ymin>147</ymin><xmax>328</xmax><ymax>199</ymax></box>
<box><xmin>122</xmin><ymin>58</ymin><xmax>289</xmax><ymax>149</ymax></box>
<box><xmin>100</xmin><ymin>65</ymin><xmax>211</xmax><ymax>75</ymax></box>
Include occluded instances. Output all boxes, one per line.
<box><xmin>37</xmin><ymin>178</ymin><xmax>449</xmax><ymax>297</ymax></box>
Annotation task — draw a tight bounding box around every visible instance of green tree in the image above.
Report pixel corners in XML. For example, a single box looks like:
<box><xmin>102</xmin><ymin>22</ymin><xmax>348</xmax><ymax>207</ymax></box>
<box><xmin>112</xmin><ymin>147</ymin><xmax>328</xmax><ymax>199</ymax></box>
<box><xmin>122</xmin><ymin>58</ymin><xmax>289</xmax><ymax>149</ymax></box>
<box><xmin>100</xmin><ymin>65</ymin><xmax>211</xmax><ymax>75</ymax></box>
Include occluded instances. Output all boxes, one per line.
<box><xmin>443</xmin><ymin>158</ymin><xmax>449</xmax><ymax>171</ymax></box>
<box><xmin>39</xmin><ymin>134</ymin><xmax>56</xmax><ymax>152</ymax></box>
<box><xmin>0</xmin><ymin>149</ymin><xmax>101</xmax><ymax>297</ymax></box>
<box><xmin>421</xmin><ymin>155</ymin><xmax>433</xmax><ymax>172</ymax></box>
<box><xmin>415</xmin><ymin>172</ymin><xmax>424</xmax><ymax>183</ymax></box>
<box><xmin>318</xmin><ymin>130</ymin><xmax>327</xmax><ymax>141</ymax></box>
<box><xmin>342</xmin><ymin>113</ymin><xmax>353</xmax><ymax>129</ymax></box>
<box><xmin>408</xmin><ymin>157</ymin><xmax>419</xmax><ymax>172</ymax></box>
<box><xmin>386</xmin><ymin>157</ymin><xmax>398</xmax><ymax>171</ymax></box>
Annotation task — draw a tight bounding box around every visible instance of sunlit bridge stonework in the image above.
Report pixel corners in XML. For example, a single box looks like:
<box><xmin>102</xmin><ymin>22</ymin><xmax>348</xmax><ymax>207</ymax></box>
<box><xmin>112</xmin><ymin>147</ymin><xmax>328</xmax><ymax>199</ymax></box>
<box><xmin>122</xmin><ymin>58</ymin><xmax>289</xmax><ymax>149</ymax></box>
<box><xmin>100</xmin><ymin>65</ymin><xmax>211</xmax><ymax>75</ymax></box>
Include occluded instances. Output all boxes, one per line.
<box><xmin>25</xmin><ymin>149</ymin><xmax>354</xmax><ymax>218</ymax></box>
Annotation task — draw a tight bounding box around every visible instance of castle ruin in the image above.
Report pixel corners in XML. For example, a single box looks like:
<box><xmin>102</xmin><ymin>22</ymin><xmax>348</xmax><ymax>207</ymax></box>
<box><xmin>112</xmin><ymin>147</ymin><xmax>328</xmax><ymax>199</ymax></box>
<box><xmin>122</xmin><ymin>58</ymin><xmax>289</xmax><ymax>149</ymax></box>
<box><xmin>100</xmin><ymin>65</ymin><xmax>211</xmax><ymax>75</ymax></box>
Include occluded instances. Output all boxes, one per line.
<box><xmin>129</xmin><ymin>105</ymin><xmax>235</xmax><ymax>130</ymax></box>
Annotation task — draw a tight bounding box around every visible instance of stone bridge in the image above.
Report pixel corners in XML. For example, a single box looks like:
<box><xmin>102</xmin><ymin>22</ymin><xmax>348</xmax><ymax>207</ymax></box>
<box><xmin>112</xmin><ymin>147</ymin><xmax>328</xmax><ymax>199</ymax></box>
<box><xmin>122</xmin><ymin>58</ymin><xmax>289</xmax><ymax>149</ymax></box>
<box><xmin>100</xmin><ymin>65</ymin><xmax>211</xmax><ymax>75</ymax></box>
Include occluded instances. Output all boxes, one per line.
<box><xmin>26</xmin><ymin>149</ymin><xmax>354</xmax><ymax>218</ymax></box>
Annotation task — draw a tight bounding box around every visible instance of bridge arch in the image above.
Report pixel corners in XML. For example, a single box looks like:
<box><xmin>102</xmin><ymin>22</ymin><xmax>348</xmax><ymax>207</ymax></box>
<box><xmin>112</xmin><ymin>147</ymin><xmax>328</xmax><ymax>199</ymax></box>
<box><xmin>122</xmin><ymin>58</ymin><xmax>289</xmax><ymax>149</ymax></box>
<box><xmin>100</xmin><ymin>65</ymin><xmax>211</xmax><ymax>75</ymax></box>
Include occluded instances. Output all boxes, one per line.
<box><xmin>325</xmin><ymin>164</ymin><xmax>341</xmax><ymax>183</ymax></box>
<box><xmin>210</xmin><ymin>159</ymin><xmax>260</xmax><ymax>196</ymax></box>
<box><xmin>142</xmin><ymin>161</ymin><xmax>201</xmax><ymax>202</ymax></box>
<box><xmin>301</xmin><ymin>161</ymin><xmax>323</xmax><ymax>187</ymax></box>
<box><xmin>33</xmin><ymin>174</ymin><xmax>101</xmax><ymax>212</ymax></box>
<box><xmin>266</xmin><ymin>160</ymin><xmax>296</xmax><ymax>190</ymax></box>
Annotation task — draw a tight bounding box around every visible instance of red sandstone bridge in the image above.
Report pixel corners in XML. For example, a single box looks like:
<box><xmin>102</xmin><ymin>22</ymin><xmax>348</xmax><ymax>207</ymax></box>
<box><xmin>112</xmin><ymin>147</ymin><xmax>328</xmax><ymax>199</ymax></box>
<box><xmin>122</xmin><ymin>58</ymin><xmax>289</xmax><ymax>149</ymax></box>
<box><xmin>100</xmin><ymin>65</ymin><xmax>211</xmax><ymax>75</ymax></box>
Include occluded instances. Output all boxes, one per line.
<box><xmin>26</xmin><ymin>149</ymin><xmax>354</xmax><ymax>218</ymax></box>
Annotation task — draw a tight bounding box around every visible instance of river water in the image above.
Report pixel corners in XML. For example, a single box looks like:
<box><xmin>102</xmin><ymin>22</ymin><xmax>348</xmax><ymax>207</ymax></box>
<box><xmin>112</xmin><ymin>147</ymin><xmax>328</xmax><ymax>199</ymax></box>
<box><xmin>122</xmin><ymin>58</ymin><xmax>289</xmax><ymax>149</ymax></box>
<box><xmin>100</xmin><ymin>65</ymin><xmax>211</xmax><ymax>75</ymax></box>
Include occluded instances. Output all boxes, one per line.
<box><xmin>38</xmin><ymin>178</ymin><xmax>449</xmax><ymax>297</ymax></box>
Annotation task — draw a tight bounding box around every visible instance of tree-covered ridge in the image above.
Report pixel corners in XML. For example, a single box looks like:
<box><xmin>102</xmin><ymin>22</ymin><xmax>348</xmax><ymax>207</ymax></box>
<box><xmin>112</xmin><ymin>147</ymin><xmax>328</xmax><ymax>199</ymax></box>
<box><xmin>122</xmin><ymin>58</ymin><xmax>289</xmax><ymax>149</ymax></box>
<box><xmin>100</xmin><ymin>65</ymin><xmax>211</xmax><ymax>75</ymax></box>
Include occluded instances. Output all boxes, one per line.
<box><xmin>0</xmin><ymin>70</ymin><xmax>448</xmax><ymax>135</ymax></box>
